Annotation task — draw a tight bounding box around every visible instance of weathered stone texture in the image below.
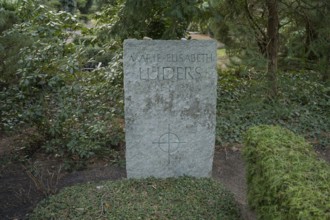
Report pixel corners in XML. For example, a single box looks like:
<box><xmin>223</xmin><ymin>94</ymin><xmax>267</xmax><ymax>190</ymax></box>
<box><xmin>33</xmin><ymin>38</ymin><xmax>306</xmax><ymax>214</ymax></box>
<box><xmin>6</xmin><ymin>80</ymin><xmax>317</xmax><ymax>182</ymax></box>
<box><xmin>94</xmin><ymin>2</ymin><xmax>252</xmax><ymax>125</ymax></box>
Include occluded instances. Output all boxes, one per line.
<box><xmin>124</xmin><ymin>40</ymin><xmax>217</xmax><ymax>178</ymax></box>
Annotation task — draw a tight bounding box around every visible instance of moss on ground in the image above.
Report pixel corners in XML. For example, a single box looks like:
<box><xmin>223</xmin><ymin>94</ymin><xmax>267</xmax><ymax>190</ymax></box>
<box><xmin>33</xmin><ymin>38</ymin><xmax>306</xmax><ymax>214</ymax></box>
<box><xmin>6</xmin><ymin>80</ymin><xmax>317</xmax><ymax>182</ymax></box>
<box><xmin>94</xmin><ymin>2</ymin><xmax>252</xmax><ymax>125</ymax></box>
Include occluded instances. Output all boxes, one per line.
<box><xmin>30</xmin><ymin>177</ymin><xmax>241</xmax><ymax>220</ymax></box>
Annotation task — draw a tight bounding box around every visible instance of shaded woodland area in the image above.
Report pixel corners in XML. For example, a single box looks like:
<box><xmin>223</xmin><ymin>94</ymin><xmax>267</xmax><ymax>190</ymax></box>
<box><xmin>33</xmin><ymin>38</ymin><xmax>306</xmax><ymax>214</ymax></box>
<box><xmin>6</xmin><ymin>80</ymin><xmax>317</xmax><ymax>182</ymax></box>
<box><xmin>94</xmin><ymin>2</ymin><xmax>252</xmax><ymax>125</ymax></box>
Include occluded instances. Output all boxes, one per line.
<box><xmin>0</xmin><ymin>0</ymin><xmax>329</xmax><ymax>219</ymax></box>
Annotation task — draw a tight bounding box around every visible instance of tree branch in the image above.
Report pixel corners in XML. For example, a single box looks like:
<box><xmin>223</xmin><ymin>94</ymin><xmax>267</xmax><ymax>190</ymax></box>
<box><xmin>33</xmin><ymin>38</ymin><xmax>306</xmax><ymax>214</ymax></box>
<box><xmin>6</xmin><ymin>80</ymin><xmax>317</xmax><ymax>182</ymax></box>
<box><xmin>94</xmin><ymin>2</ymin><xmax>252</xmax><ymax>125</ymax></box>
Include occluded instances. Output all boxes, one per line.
<box><xmin>244</xmin><ymin>0</ymin><xmax>267</xmax><ymax>40</ymax></box>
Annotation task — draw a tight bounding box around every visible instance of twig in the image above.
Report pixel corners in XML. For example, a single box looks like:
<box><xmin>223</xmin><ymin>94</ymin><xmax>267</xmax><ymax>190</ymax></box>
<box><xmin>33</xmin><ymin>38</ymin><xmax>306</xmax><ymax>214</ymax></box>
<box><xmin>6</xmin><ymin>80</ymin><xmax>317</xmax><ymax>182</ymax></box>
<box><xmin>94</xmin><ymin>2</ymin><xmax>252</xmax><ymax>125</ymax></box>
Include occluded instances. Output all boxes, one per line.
<box><xmin>98</xmin><ymin>193</ymin><xmax>107</xmax><ymax>218</ymax></box>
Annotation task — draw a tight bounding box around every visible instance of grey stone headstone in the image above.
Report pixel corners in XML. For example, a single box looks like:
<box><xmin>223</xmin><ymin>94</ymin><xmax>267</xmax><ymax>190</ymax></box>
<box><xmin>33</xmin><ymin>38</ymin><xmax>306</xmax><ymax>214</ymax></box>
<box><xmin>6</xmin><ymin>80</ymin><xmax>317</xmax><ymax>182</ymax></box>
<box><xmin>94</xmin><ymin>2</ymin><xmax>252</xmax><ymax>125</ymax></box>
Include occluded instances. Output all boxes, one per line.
<box><xmin>124</xmin><ymin>40</ymin><xmax>217</xmax><ymax>178</ymax></box>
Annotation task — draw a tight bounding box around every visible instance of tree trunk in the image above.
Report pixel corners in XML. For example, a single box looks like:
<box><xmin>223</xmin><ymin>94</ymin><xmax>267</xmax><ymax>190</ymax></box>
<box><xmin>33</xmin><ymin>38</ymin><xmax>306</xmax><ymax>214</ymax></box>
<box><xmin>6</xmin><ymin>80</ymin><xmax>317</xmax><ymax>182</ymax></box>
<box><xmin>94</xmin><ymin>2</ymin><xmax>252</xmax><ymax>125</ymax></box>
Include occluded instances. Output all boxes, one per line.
<box><xmin>305</xmin><ymin>20</ymin><xmax>318</xmax><ymax>60</ymax></box>
<box><xmin>321</xmin><ymin>53</ymin><xmax>329</xmax><ymax>82</ymax></box>
<box><xmin>266</xmin><ymin>0</ymin><xmax>279</xmax><ymax>98</ymax></box>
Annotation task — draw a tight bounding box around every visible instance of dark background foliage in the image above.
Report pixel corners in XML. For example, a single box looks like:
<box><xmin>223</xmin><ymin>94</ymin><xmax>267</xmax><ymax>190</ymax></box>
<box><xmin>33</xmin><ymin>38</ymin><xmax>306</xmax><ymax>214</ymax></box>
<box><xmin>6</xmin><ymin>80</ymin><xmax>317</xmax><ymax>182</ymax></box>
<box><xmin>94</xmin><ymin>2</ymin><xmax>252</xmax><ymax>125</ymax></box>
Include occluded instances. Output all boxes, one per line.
<box><xmin>0</xmin><ymin>0</ymin><xmax>329</xmax><ymax>167</ymax></box>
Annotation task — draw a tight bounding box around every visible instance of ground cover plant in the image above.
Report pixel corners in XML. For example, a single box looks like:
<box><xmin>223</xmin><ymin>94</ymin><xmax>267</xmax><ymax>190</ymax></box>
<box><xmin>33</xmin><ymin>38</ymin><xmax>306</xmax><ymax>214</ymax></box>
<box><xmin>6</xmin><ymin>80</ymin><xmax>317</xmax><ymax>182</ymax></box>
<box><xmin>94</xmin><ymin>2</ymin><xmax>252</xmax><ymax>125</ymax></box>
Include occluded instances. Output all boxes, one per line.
<box><xmin>216</xmin><ymin>68</ymin><xmax>330</xmax><ymax>148</ymax></box>
<box><xmin>30</xmin><ymin>177</ymin><xmax>241</xmax><ymax>220</ymax></box>
<box><xmin>243</xmin><ymin>125</ymin><xmax>330</xmax><ymax>220</ymax></box>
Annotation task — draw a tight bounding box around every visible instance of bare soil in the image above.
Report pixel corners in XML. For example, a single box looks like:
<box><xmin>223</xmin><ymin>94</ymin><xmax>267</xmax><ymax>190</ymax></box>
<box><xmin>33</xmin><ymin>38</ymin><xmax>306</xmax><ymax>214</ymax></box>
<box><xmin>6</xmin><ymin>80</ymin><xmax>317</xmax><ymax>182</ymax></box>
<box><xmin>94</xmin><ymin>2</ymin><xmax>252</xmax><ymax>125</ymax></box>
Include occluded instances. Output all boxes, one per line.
<box><xmin>213</xmin><ymin>146</ymin><xmax>256</xmax><ymax>220</ymax></box>
<box><xmin>0</xmin><ymin>151</ymin><xmax>126</xmax><ymax>219</ymax></box>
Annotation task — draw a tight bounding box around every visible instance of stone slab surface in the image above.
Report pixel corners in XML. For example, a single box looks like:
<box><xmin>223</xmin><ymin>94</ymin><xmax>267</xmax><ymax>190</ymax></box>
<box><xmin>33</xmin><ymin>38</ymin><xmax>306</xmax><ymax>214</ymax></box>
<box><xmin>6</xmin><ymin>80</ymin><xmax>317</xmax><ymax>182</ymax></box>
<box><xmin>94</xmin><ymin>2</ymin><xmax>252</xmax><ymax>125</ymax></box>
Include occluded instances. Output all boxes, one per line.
<box><xmin>124</xmin><ymin>40</ymin><xmax>217</xmax><ymax>178</ymax></box>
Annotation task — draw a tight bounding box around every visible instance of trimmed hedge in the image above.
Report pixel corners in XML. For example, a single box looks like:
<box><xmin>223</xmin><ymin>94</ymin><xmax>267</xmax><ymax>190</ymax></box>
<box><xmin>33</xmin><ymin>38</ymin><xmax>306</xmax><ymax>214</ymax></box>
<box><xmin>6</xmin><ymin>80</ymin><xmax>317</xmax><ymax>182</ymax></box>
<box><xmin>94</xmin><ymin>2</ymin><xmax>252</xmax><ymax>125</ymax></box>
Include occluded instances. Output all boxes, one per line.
<box><xmin>243</xmin><ymin>125</ymin><xmax>330</xmax><ymax>220</ymax></box>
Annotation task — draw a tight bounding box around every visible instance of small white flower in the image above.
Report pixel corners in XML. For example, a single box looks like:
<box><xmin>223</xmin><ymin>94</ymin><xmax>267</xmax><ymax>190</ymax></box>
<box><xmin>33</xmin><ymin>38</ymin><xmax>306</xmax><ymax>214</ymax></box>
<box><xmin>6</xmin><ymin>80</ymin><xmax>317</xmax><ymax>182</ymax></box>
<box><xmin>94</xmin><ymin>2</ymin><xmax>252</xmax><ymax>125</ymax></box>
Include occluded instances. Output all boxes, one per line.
<box><xmin>96</xmin><ymin>185</ymin><xmax>104</xmax><ymax>190</ymax></box>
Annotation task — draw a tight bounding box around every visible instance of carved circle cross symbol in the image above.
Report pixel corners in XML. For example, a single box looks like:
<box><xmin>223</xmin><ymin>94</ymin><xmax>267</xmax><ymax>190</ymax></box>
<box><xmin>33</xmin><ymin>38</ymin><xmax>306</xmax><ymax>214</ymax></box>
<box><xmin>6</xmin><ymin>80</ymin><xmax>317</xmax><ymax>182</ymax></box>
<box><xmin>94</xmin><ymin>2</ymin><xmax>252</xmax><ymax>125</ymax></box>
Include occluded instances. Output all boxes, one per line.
<box><xmin>153</xmin><ymin>124</ymin><xmax>185</xmax><ymax>165</ymax></box>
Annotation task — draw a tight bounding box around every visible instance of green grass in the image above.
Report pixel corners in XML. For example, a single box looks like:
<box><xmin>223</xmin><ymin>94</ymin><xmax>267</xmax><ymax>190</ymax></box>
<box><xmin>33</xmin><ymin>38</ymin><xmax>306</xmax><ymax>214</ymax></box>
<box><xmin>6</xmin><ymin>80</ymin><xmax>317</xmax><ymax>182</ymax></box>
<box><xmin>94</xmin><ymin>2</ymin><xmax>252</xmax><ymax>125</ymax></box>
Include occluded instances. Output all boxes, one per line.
<box><xmin>30</xmin><ymin>177</ymin><xmax>241</xmax><ymax>220</ymax></box>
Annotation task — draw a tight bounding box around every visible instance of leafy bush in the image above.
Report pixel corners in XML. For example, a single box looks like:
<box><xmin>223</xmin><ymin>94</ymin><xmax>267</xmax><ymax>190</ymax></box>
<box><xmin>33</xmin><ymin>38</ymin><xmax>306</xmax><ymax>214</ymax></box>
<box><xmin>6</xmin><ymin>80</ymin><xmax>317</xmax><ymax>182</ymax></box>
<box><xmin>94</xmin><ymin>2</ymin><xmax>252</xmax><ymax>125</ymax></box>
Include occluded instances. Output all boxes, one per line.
<box><xmin>96</xmin><ymin>0</ymin><xmax>201</xmax><ymax>40</ymax></box>
<box><xmin>30</xmin><ymin>177</ymin><xmax>241</xmax><ymax>219</ymax></box>
<box><xmin>0</xmin><ymin>2</ymin><xmax>125</xmax><ymax>163</ymax></box>
<box><xmin>41</xmin><ymin>67</ymin><xmax>124</xmax><ymax>159</ymax></box>
<box><xmin>243</xmin><ymin>125</ymin><xmax>330</xmax><ymax>220</ymax></box>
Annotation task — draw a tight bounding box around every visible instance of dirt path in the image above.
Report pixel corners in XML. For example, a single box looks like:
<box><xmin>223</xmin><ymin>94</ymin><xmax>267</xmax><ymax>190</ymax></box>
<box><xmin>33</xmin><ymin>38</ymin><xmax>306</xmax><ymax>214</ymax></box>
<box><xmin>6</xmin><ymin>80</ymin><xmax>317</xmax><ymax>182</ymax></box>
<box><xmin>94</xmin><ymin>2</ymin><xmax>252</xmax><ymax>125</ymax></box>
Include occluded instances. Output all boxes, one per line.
<box><xmin>0</xmin><ymin>159</ymin><xmax>126</xmax><ymax>219</ymax></box>
<box><xmin>213</xmin><ymin>147</ymin><xmax>256</xmax><ymax>220</ymax></box>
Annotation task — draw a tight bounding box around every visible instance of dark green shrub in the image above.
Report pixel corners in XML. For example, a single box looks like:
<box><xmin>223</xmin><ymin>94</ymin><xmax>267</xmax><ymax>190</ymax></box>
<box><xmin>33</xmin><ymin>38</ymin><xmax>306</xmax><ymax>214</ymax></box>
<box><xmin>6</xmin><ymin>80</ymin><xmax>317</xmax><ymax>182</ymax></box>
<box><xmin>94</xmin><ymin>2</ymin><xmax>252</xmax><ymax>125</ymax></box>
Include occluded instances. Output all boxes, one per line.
<box><xmin>0</xmin><ymin>3</ymin><xmax>27</xmax><ymax>89</ymax></box>
<box><xmin>41</xmin><ymin>69</ymin><xmax>124</xmax><ymax>159</ymax></box>
<box><xmin>82</xmin><ymin>46</ymin><xmax>115</xmax><ymax>69</ymax></box>
<box><xmin>0</xmin><ymin>2</ymin><xmax>124</xmax><ymax>163</ymax></box>
<box><xmin>243</xmin><ymin>125</ymin><xmax>330</xmax><ymax>220</ymax></box>
<box><xmin>97</xmin><ymin>0</ymin><xmax>201</xmax><ymax>40</ymax></box>
<box><xmin>77</xmin><ymin>0</ymin><xmax>94</xmax><ymax>14</ymax></box>
<box><xmin>0</xmin><ymin>6</ymin><xmax>19</xmax><ymax>33</ymax></box>
<box><xmin>73</xmin><ymin>35</ymin><xmax>95</xmax><ymax>46</ymax></box>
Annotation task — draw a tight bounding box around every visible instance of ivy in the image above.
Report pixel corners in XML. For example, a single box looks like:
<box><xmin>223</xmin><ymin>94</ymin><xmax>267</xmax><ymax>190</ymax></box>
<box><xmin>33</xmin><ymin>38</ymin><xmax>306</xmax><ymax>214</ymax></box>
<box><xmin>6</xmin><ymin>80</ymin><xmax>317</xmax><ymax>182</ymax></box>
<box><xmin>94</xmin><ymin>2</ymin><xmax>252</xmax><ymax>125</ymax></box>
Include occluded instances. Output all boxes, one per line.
<box><xmin>216</xmin><ymin>68</ymin><xmax>330</xmax><ymax>148</ymax></box>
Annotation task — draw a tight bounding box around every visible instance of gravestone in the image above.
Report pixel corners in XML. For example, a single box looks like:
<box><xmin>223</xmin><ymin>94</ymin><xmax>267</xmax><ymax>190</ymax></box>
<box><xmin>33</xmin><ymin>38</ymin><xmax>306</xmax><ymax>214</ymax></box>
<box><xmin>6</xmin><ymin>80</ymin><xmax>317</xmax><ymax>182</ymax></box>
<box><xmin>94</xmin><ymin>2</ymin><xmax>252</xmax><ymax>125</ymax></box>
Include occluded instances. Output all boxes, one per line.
<box><xmin>124</xmin><ymin>40</ymin><xmax>217</xmax><ymax>178</ymax></box>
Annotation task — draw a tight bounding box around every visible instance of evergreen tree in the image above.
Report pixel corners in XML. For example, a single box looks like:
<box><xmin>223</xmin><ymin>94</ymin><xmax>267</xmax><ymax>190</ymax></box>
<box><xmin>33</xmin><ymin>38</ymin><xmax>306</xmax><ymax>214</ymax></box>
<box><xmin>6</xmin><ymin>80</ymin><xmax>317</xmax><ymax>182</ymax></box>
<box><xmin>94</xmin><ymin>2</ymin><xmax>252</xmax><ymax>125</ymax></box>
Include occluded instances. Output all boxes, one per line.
<box><xmin>99</xmin><ymin>0</ymin><xmax>201</xmax><ymax>40</ymax></box>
